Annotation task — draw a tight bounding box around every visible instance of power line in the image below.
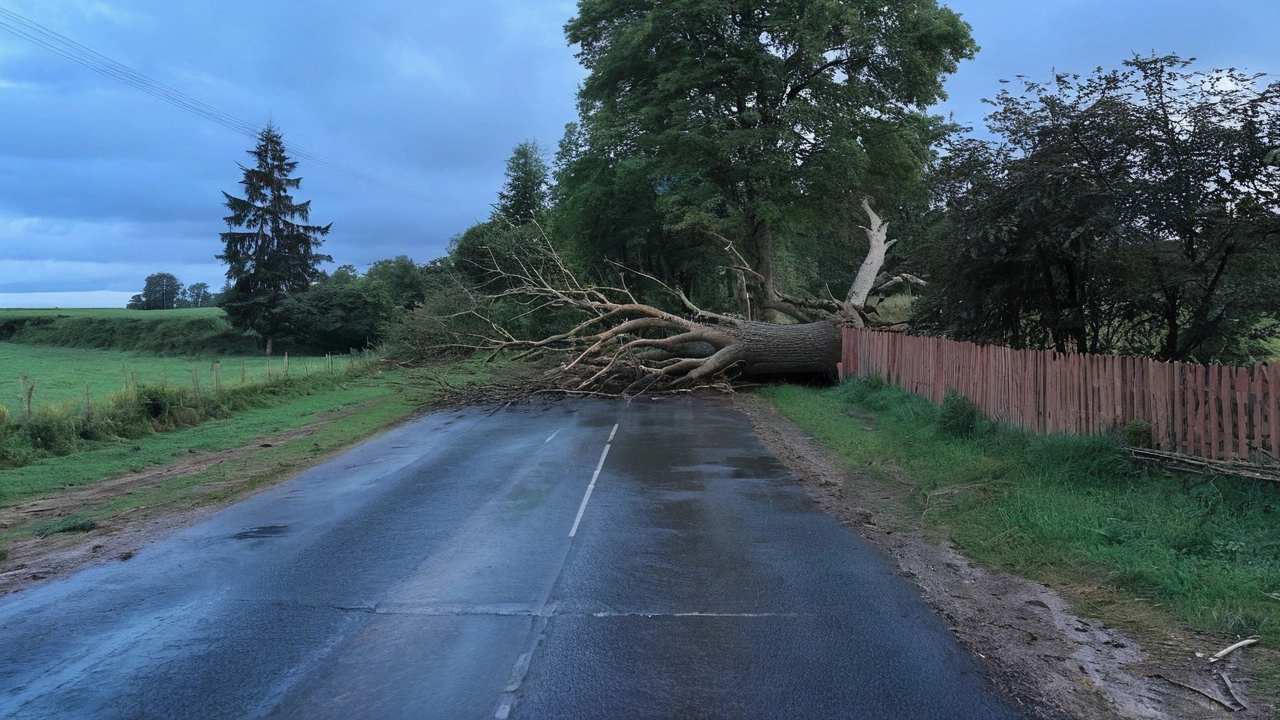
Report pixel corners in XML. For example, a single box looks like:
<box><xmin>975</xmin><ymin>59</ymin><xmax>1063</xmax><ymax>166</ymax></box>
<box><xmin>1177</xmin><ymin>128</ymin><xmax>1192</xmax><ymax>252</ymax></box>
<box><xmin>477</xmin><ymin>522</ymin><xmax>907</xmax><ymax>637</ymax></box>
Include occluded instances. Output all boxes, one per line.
<box><xmin>0</xmin><ymin>5</ymin><xmax>431</xmax><ymax>202</ymax></box>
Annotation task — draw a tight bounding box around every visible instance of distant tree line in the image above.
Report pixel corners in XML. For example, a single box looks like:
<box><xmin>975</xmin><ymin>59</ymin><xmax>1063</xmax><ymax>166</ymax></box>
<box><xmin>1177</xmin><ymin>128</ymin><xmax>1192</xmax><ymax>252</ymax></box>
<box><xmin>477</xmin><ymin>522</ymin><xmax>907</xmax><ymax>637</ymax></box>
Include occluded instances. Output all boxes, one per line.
<box><xmin>127</xmin><ymin>274</ymin><xmax>215</xmax><ymax>310</ymax></box>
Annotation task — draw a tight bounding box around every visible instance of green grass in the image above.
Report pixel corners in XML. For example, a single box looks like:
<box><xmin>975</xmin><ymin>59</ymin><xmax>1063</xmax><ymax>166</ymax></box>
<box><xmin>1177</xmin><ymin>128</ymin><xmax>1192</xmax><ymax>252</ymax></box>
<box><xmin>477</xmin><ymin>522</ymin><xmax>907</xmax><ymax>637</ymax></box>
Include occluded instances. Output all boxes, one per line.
<box><xmin>0</xmin><ymin>308</ymin><xmax>224</xmax><ymax>320</ymax></box>
<box><xmin>0</xmin><ymin>342</ymin><xmax>335</xmax><ymax>414</ymax></box>
<box><xmin>0</xmin><ymin>370</ymin><xmax>406</xmax><ymax>507</ymax></box>
<box><xmin>0</xmin><ymin>307</ymin><xmax>260</xmax><ymax>355</ymax></box>
<box><xmin>33</xmin><ymin>515</ymin><xmax>97</xmax><ymax>538</ymax></box>
<box><xmin>870</xmin><ymin>293</ymin><xmax>915</xmax><ymax>325</ymax></box>
<box><xmin>0</xmin><ymin>354</ymin><xmax>511</xmax><ymax>511</ymax></box>
<box><xmin>763</xmin><ymin>378</ymin><xmax>1280</xmax><ymax>646</ymax></box>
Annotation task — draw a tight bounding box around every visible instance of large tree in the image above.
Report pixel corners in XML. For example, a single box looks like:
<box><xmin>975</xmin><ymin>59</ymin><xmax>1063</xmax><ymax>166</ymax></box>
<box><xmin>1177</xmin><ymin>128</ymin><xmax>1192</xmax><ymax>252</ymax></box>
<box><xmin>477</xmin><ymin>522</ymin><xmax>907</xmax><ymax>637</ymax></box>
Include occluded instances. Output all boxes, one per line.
<box><xmin>916</xmin><ymin>55</ymin><xmax>1280</xmax><ymax>362</ymax></box>
<box><xmin>217</xmin><ymin>123</ymin><xmax>332</xmax><ymax>354</ymax></box>
<box><xmin>182</xmin><ymin>282</ymin><xmax>213</xmax><ymax>308</ymax></box>
<box><xmin>494</xmin><ymin>140</ymin><xmax>551</xmax><ymax>224</ymax></box>
<box><xmin>127</xmin><ymin>272</ymin><xmax>183</xmax><ymax>310</ymax></box>
<box><xmin>559</xmin><ymin>0</ymin><xmax>976</xmax><ymax>319</ymax></box>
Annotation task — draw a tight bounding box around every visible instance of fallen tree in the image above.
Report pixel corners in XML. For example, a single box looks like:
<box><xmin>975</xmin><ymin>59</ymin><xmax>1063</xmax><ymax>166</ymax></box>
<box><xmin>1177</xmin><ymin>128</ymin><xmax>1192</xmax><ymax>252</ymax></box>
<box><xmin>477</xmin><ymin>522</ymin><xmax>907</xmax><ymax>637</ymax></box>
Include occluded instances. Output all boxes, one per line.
<box><xmin>432</xmin><ymin>200</ymin><xmax>920</xmax><ymax>396</ymax></box>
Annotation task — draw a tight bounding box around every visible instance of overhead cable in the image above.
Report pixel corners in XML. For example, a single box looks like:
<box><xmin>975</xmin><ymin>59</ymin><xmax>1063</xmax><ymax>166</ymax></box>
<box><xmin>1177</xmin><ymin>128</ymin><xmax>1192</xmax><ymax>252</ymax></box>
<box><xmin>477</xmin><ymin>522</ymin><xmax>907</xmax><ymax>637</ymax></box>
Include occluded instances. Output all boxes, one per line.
<box><xmin>0</xmin><ymin>6</ymin><xmax>431</xmax><ymax>202</ymax></box>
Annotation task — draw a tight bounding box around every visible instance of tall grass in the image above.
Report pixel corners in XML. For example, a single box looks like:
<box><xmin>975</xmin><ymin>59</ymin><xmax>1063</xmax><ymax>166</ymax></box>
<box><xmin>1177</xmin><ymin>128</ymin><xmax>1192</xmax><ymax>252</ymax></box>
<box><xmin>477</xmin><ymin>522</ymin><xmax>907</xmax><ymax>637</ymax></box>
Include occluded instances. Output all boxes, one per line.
<box><xmin>0</xmin><ymin>350</ymin><xmax>383</xmax><ymax>470</ymax></box>
<box><xmin>0</xmin><ymin>308</ymin><xmax>259</xmax><ymax>355</ymax></box>
<box><xmin>0</xmin><ymin>342</ymin><xmax>334</xmax><ymax>413</ymax></box>
<box><xmin>764</xmin><ymin>377</ymin><xmax>1280</xmax><ymax>645</ymax></box>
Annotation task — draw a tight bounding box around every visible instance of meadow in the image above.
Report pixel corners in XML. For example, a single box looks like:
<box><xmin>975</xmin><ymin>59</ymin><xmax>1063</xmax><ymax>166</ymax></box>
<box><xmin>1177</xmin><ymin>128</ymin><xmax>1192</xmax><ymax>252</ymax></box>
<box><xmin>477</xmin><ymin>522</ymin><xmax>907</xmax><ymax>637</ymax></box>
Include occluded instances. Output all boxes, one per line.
<box><xmin>0</xmin><ymin>342</ymin><xmax>338</xmax><ymax>415</ymax></box>
<box><xmin>0</xmin><ymin>307</ymin><xmax>259</xmax><ymax>356</ymax></box>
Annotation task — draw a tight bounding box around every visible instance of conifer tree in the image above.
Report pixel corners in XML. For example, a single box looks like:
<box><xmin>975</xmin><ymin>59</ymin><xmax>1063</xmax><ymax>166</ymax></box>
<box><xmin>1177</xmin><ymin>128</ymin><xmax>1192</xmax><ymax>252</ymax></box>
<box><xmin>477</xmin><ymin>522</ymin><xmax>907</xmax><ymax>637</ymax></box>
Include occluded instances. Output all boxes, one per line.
<box><xmin>218</xmin><ymin>123</ymin><xmax>332</xmax><ymax>353</ymax></box>
<box><xmin>494</xmin><ymin>140</ymin><xmax>550</xmax><ymax>224</ymax></box>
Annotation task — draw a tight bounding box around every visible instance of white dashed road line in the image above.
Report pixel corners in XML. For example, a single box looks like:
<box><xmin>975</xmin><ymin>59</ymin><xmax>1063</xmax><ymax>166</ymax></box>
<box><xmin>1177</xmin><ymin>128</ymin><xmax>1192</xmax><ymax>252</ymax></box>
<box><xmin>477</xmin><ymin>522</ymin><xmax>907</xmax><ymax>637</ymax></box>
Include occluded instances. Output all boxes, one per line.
<box><xmin>568</xmin><ymin>423</ymin><xmax>617</xmax><ymax>538</ymax></box>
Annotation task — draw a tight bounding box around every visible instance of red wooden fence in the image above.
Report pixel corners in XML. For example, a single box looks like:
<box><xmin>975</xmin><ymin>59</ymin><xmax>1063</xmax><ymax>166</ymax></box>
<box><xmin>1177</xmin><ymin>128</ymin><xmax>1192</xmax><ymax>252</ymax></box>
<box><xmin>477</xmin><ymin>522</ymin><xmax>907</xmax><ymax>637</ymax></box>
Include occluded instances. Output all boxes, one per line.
<box><xmin>839</xmin><ymin>328</ymin><xmax>1280</xmax><ymax>462</ymax></box>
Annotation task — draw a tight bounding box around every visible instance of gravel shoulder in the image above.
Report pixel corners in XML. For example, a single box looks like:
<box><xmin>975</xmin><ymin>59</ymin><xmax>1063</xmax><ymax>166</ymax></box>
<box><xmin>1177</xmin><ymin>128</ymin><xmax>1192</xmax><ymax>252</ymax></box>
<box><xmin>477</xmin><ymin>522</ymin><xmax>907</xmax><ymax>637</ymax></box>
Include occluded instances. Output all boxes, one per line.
<box><xmin>736</xmin><ymin>393</ymin><xmax>1277</xmax><ymax>720</ymax></box>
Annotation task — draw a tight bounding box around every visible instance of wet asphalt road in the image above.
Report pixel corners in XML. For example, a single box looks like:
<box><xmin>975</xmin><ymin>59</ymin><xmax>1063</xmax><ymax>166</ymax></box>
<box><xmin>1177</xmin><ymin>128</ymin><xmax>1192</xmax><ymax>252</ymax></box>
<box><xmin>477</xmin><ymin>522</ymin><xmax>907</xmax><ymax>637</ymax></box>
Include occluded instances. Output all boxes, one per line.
<box><xmin>0</xmin><ymin>398</ymin><xmax>1020</xmax><ymax>719</ymax></box>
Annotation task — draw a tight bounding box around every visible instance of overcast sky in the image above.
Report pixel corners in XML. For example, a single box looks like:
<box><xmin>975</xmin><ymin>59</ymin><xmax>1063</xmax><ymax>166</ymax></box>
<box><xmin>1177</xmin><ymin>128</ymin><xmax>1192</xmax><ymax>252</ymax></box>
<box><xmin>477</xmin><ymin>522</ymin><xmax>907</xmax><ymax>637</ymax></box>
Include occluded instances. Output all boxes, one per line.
<box><xmin>1</xmin><ymin>0</ymin><xmax>1277</xmax><ymax>308</ymax></box>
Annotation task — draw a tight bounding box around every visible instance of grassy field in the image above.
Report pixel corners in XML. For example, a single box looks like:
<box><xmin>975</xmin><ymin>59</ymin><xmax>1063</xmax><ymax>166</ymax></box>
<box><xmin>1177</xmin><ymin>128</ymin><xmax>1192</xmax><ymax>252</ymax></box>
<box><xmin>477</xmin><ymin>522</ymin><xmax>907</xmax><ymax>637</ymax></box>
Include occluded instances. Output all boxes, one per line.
<box><xmin>0</xmin><ymin>370</ymin><xmax>406</xmax><ymax>506</ymax></box>
<box><xmin>0</xmin><ymin>342</ymin><xmax>341</xmax><ymax>414</ymax></box>
<box><xmin>763</xmin><ymin>379</ymin><xmax>1280</xmax><ymax>647</ymax></box>
<box><xmin>0</xmin><ymin>307</ymin><xmax>260</xmax><ymax>355</ymax></box>
<box><xmin>0</xmin><ymin>307</ymin><xmax>223</xmax><ymax>320</ymax></box>
<box><xmin>0</xmin><ymin>356</ymin><xmax>512</xmax><ymax>562</ymax></box>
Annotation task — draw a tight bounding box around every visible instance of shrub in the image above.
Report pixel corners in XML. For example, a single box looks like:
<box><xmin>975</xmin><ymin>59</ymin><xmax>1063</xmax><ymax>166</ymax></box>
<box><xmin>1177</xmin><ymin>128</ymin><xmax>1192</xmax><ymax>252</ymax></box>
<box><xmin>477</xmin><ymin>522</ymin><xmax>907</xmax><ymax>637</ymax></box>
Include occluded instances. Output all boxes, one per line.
<box><xmin>23</xmin><ymin>408</ymin><xmax>79</xmax><ymax>454</ymax></box>
<box><xmin>938</xmin><ymin>388</ymin><xmax>983</xmax><ymax>438</ymax></box>
<box><xmin>1123</xmin><ymin>419</ymin><xmax>1153</xmax><ymax>448</ymax></box>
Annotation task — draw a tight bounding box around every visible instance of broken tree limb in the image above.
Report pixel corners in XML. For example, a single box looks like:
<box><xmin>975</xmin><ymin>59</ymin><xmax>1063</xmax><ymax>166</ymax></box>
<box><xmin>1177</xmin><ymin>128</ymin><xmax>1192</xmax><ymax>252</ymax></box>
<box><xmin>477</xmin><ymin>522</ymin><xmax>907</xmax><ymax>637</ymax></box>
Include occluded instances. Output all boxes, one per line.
<box><xmin>1152</xmin><ymin>675</ymin><xmax>1240</xmax><ymax>711</ymax></box>
<box><xmin>871</xmin><ymin>273</ymin><xmax>928</xmax><ymax>296</ymax></box>
<box><xmin>846</xmin><ymin>197</ymin><xmax>894</xmax><ymax>307</ymax></box>
<box><xmin>1218</xmin><ymin>672</ymin><xmax>1247</xmax><ymax>711</ymax></box>
<box><xmin>1127</xmin><ymin>448</ymin><xmax>1280</xmax><ymax>483</ymax></box>
<box><xmin>1208</xmin><ymin>637</ymin><xmax>1261</xmax><ymax>663</ymax></box>
<box><xmin>434</xmin><ymin>233</ymin><xmax>852</xmax><ymax>397</ymax></box>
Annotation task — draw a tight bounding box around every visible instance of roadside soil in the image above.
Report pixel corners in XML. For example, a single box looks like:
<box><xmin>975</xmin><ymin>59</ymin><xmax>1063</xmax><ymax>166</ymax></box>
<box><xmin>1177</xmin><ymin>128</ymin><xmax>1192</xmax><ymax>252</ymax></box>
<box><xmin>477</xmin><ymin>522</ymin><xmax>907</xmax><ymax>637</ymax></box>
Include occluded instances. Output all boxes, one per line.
<box><xmin>0</xmin><ymin>400</ymin><xmax>392</xmax><ymax>597</ymax></box>
<box><xmin>736</xmin><ymin>393</ymin><xmax>1278</xmax><ymax>720</ymax></box>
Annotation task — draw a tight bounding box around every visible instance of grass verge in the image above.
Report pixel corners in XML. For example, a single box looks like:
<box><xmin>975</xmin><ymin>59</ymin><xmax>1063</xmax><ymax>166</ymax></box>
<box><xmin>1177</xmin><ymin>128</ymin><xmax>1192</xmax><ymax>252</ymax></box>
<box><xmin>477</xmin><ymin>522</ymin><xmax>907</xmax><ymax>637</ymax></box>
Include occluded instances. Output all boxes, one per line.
<box><xmin>762</xmin><ymin>377</ymin><xmax>1280</xmax><ymax>648</ymax></box>
<box><xmin>0</xmin><ymin>356</ymin><xmax>514</xmax><ymax>564</ymax></box>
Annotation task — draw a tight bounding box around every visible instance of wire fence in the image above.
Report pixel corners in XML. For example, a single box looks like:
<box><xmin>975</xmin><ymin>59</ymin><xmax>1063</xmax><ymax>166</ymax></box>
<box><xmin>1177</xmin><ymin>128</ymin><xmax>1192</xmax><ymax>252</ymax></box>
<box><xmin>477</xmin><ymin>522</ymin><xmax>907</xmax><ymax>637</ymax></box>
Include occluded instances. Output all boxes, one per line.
<box><xmin>839</xmin><ymin>327</ymin><xmax>1280</xmax><ymax>462</ymax></box>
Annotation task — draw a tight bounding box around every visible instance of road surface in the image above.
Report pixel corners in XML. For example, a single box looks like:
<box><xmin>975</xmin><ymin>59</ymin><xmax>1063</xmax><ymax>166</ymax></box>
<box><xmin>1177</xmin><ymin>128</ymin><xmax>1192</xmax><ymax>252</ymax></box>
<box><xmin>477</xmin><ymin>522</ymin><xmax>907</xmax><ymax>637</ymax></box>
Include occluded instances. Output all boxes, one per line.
<box><xmin>0</xmin><ymin>397</ymin><xmax>1019</xmax><ymax>719</ymax></box>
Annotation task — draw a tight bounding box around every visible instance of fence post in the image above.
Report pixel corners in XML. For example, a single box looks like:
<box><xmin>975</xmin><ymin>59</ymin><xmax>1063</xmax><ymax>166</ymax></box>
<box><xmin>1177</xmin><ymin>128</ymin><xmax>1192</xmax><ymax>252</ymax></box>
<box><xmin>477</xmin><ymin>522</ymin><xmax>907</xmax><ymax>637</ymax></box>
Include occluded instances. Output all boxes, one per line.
<box><xmin>1252</xmin><ymin>363</ymin><xmax>1264</xmax><ymax>459</ymax></box>
<box><xmin>1235</xmin><ymin>367</ymin><xmax>1248</xmax><ymax>459</ymax></box>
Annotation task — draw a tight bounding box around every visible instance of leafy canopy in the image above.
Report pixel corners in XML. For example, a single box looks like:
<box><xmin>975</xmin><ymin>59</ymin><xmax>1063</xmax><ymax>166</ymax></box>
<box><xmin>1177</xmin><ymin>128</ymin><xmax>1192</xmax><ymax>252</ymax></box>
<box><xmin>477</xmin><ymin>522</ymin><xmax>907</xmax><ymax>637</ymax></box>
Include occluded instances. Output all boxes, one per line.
<box><xmin>127</xmin><ymin>272</ymin><xmax>183</xmax><ymax>310</ymax></box>
<box><xmin>559</xmin><ymin>0</ymin><xmax>976</xmax><ymax>315</ymax></box>
<box><xmin>916</xmin><ymin>55</ymin><xmax>1280</xmax><ymax>362</ymax></box>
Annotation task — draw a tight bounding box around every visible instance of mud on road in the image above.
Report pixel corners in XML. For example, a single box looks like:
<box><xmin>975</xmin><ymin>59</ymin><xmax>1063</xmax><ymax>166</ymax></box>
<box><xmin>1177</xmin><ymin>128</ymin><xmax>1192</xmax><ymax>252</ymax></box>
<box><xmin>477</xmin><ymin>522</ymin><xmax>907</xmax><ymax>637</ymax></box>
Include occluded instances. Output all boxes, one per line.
<box><xmin>737</xmin><ymin>394</ymin><xmax>1277</xmax><ymax>720</ymax></box>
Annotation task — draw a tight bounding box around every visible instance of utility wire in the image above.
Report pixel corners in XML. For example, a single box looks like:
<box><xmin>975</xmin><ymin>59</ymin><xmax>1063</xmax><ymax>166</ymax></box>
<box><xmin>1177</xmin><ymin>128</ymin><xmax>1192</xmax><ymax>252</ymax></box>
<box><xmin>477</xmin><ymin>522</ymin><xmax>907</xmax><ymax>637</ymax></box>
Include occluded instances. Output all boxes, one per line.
<box><xmin>0</xmin><ymin>6</ymin><xmax>431</xmax><ymax>202</ymax></box>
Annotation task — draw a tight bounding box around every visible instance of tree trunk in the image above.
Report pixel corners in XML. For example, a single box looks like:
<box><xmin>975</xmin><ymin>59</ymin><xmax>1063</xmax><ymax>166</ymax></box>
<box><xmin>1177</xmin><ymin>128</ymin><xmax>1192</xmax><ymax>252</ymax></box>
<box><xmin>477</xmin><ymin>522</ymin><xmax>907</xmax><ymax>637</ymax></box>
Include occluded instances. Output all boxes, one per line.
<box><xmin>747</xmin><ymin>218</ymin><xmax>783</xmax><ymax>322</ymax></box>
<box><xmin>731</xmin><ymin>320</ymin><xmax>842</xmax><ymax>377</ymax></box>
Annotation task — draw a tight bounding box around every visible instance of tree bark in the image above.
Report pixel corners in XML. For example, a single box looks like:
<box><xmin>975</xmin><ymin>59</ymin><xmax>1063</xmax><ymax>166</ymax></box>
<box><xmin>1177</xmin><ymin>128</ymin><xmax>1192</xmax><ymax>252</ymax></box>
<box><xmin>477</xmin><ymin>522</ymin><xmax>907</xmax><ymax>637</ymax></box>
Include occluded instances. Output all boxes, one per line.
<box><xmin>846</xmin><ymin>198</ymin><xmax>894</xmax><ymax>307</ymax></box>
<box><xmin>730</xmin><ymin>320</ymin><xmax>842</xmax><ymax>377</ymax></box>
<box><xmin>747</xmin><ymin>218</ymin><xmax>782</xmax><ymax>322</ymax></box>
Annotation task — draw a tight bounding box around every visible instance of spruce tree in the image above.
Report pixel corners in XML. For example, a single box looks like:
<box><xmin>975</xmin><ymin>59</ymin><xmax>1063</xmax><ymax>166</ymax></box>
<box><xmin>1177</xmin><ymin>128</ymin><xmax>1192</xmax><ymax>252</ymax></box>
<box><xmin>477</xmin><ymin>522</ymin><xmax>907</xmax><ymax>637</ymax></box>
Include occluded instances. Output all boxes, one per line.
<box><xmin>218</xmin><ymin>123</ymin><xmax>332</xmax><ymax>353</ymax></box>
<box><xmin>494</xmin><ymin>140</ymin><xmax>550</xmax><ymax>224</ymax></box>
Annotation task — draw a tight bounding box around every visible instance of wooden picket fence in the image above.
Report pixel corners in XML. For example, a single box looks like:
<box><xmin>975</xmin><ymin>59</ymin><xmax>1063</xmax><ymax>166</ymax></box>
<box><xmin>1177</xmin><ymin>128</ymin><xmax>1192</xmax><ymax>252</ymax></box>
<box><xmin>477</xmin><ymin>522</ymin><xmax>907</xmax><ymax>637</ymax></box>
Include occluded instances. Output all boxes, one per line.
<box><xmin>839</xmin><ymin>328</ymin><xmax>1280</xmax><ymax>463</ymax></box>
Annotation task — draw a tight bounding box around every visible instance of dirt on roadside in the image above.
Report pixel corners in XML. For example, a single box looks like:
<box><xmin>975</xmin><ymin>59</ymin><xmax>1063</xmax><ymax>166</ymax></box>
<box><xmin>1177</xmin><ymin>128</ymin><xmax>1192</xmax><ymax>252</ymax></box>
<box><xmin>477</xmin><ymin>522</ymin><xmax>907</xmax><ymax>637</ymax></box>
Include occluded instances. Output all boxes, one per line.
<box><xmin>736</xmin><ymin>394</ymin><xmax>1278</xmax><ymax>720</ymax></box>
<box><xmin>0</xmin><ymin>401</ymin><xmax>386</xmax><ymax>597</ymax></box>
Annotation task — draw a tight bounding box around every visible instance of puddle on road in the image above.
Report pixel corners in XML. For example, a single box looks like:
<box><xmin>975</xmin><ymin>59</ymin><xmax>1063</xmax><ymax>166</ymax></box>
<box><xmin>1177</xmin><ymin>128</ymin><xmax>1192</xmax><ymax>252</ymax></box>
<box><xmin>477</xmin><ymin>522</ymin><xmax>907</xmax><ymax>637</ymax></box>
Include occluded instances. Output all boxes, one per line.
<box><xmin>231</xmin><ymin>525</ymin><xmax>291</xmax><ymax>540</ymax></box>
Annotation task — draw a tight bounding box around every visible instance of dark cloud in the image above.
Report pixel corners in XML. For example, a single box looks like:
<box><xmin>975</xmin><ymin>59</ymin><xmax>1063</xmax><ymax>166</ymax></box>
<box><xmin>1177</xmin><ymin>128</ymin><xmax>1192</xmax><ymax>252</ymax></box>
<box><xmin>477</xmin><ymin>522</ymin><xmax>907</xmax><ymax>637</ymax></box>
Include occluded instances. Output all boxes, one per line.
<box><xmin>2</xmin><ymin>0</ymin><xmax>1279</xmax><ymax>307</ymax></box>
<box><xmin>0</xmin><ymin>0</ymin><xmax>583</xmax><ymax>304</ymax></box>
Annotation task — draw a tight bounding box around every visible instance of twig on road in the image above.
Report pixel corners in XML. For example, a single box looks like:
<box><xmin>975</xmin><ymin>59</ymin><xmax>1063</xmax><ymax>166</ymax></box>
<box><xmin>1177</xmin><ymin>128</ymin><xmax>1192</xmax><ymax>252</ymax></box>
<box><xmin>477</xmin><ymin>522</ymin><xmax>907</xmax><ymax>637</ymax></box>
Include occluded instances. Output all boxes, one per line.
<box><xmin>1209</xmin><ymin>637</ymin><xmax>1260</xmax><ymax>664</ymax></box>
